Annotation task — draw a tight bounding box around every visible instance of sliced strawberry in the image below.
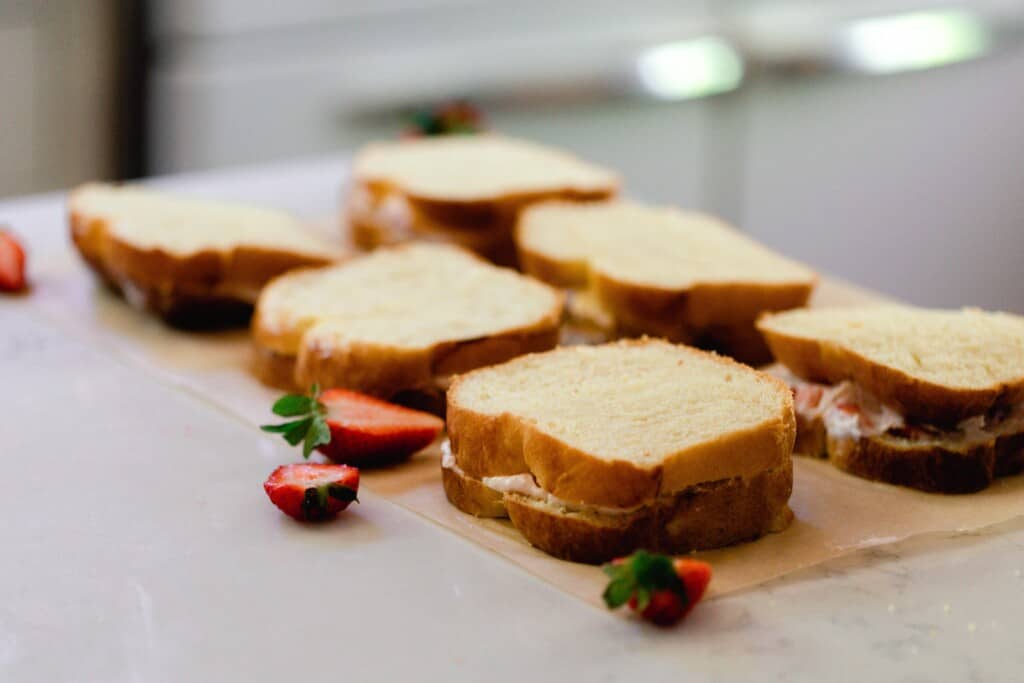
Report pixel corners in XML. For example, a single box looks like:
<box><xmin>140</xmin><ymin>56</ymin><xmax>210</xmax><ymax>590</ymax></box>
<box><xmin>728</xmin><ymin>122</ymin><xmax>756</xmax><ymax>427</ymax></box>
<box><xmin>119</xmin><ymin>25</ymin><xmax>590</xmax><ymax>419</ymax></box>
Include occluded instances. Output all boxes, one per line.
<box><xmin>263</xmin><ymin>463</ymin><xmax>359</xmax><ymax>522</ymax></box>
<box><xmin>603</xmin><ymin>550</ymin><xmax>713</xmax><ymax>627</ymax></box>
<box><xmin>318</xmin><ymin>389</ymin><xmax>444</xmax><ymax>466</ymax></box>
<box><xmin>261</xmin><ymin>384</ymin><xmax>443</xmax><ymax>467</ymax></box>
<box><xmin>0</xmin><ymin>230</ymin><xmax>27</xmax><ymax>292</ymax></box>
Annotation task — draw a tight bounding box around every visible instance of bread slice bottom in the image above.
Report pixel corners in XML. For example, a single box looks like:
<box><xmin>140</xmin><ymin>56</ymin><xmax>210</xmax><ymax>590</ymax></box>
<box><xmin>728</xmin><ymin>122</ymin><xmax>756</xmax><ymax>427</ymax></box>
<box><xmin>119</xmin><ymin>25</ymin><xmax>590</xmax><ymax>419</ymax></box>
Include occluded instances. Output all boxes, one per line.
<box><xmin>795</xmin><ymin>412</ymin><xmax>1024</xmax><ymax>494</ymax></box>
<box><xmin>73</xmin><ymin>226</ymin><xmax>329</xmax><ymax>329</ymax></box>
<box><xmin>442</xmin><ymin>456</ymin><xmax>794</xmax><ymax>564</ymax></box>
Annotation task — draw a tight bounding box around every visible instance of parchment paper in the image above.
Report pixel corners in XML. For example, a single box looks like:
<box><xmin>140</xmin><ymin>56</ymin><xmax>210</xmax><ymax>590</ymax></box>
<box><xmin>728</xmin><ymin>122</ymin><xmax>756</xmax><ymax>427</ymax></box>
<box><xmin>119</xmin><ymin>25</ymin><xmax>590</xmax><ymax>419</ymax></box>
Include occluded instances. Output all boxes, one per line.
<box><xmin>31</xmin><ymin>250</ymin><xmax>1024</xmax><ymax>606</ymax></box>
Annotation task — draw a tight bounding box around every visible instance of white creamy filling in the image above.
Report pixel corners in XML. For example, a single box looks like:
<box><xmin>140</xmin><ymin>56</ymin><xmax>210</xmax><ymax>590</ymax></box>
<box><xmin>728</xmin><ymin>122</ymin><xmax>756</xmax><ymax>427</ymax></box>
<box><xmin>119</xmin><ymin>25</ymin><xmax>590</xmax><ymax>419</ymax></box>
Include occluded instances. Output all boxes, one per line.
<box><xmin>349</xmin><ymin>185</ymin><xmax>415</xmax><ymax>241</ymax></box>
<box><xmin>440</xmin><ymin>440</ymin><xmax>643</xmax><ymax>517</ymax></box>
<box><xmin>768</xmin><ymin>365</ymin><xmax>1024</xmax><ymax>444</ymax></box>
<box><xmin>565</xmin><ymin>289</ymin><xmax>616</xmax><ymax>332</ymax></box>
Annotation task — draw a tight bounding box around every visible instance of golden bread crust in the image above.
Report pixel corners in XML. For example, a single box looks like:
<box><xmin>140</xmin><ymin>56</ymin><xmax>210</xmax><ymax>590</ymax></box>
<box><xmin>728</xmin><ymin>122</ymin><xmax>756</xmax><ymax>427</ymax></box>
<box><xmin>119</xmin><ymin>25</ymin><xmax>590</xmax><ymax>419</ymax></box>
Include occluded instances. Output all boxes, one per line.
<box><xmin>440</xmin><ymin>465</ymin><xmax>507</xmax><ymax>518</ymax></box>
<box><xmin>793</xmin><ymin>412</ymin><xmax>1024</xmax><ymax>493</ymax></box>
<box><xmin>501</xmin><ymin>462</ymin><xmax>793</xmax><ymax>564</ymax></box>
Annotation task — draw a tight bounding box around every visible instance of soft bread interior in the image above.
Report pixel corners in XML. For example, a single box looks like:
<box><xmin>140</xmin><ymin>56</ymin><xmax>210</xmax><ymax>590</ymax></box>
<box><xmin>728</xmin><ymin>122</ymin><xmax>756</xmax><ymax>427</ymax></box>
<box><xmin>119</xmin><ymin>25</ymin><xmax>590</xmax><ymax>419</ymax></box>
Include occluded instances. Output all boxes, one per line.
<box><xmin>70</xmin><ymin>183</ymin><xmax>336</xmax><ymax>258</ymax></box>
<box><xmin>759</xmin><ymin>306</ymin><xmax>1024</xmax><ymax>423</ymax></box>
<box><xmin>255</xmin><ymin>243</ymin><xmax>562</xmax><ymax>356</ymax></box>
<box><xmin>517</xmin><ymin>200</ymin><xmax>816</xmax><ymax>291</ymax></box>
<box><xmin>353</xmin><ymin>135</ymin><xmax>618</xmax><ymax>203</ymax></box>
<box><xmin>447</xmin><ymin>340</ymin><xmax>796</xmax><ymax>507</ymax></box>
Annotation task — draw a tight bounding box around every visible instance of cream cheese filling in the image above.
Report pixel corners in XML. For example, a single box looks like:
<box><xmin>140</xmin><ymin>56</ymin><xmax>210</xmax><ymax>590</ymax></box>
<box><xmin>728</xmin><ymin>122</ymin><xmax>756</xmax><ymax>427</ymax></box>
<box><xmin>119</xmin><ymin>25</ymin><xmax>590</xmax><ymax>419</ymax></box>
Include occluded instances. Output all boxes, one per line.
<box><xmin>348</xmin><ymin>185</ymin><xmax>415</xmax><ymax>242</ymax></box>
<box><xmin>440</xmin><ymin>440</ymin><xmax>644</xmax><ymax>517</ymax></box>
<box><xmin>768</xmin><ymin>365</ymin><xmax>1024</xmax><ymax>444</ymax></box>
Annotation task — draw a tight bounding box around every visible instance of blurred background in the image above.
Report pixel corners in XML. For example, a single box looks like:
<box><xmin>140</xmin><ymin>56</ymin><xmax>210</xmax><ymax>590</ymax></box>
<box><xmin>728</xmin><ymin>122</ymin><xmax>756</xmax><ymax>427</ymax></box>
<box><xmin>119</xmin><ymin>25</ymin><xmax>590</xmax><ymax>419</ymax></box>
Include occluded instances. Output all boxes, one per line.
<box><xmin>1</xmin><ymin>0</ymin><xmax>1022</xmax><ymax>310</ymax></box>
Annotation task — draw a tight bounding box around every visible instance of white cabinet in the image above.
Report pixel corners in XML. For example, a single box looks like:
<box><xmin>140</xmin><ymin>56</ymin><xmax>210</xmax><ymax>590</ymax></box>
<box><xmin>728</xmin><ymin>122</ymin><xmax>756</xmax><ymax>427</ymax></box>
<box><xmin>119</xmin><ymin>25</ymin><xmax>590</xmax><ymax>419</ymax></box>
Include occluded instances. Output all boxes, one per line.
<box><xmin>737</xmin><ymin>49</ymin><xmax>1024</xmax><ymax>312</ymax></box>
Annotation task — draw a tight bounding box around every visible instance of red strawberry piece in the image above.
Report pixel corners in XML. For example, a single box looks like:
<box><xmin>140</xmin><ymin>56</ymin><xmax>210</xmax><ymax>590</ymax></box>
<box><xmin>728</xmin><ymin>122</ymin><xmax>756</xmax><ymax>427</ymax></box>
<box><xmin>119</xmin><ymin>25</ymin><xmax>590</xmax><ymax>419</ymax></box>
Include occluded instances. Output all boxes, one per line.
<box><xmin>263</xmin><ymin>463</ymin><xmax>359</xmax><ymax>522</ymax></box>
<box><xmin>640</xmin><ymin>590</ymin><xmax>687</xmax><ymax>627</ymax></box>
<box><xmin>0</xmin><ymin>230</ymin><xmax>27</xmax><ymax>292</ymax></box>
<box><xmin>673</xmin><ymin>558</ymin><xmax>713</xmax><ymax>619</ymax></box>
<box><xmin>318</xmin><ymin>389</ymin><xmax>444</xmax><ymax>466</ymax></box>
<box><xmin>602</xmin><ymin>550</ymin><xmax>713</xmax><ymax>627</ymax></box>
<box><xmin>261</xmin><ymin>384</ymin><xmax>444</xmax><ymax>467</ymax></box>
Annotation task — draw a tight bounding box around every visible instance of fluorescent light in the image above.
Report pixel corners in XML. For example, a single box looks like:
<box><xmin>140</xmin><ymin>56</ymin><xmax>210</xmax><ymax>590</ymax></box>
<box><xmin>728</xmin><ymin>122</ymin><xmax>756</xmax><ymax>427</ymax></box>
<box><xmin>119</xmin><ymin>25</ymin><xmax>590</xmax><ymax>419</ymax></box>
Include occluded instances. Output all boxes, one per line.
<box><xmin>636</xmin><ymin>37</ymin><xmax>744</xmax><ymax>101</ymax></box>
<box><xmin>840</xmin><ymin>10</ymin><xmax>990</xmax><ymax>74</ymax></box>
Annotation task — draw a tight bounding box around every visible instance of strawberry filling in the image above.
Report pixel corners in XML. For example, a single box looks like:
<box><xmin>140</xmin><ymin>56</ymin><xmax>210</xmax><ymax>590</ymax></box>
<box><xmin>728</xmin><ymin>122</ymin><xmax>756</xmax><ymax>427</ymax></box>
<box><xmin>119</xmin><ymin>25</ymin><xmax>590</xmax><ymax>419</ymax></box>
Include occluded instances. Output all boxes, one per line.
<box><xmin>776</xmin><ymin>366</ymin><xmax>1024</xmax><ymax>444</ymax></box>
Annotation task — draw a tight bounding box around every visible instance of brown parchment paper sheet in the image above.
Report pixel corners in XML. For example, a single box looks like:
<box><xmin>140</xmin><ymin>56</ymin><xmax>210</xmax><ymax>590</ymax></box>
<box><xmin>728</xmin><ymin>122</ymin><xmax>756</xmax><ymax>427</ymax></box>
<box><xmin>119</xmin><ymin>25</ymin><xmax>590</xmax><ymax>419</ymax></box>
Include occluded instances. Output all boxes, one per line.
<box><xmin>32</xmin><ymin>250</ymin><xmax>1024</xmax><ymax>606</ymax></box>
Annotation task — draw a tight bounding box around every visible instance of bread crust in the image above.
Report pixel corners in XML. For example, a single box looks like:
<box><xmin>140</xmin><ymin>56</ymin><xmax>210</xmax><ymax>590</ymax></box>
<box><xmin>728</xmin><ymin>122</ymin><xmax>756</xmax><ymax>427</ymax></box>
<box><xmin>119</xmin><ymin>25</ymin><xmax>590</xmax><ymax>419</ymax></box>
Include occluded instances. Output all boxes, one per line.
<box><xmin>70</xmin><ymin>200</ymin><xmax>335</xmax><ymax>327</ymax></box>
<box><xmin>446</xmin><ymin>340</ymin><xmax>797</xmax><ymax>508</ymax></box>
<box><xmin>440</xmin><ymin>465</ymin><xmax>507</xmax><ymax>518</ymax></box>
<box><xmin>294</xmin><ymin>326</ymin><xmax>561</xmax><ymax>399</ymax></box>
<box><xmin>502</xmin><ymin>463</ymin><xmax>794</xmax><ymax>564</ymax></box>
<box><xmin>794</xmin><ymin>412</ymin><xmax>1024</xmax><ymax>493</ymax></box>
<box><xmin>758</xmin><ymin>317</ymin><xmax>1024</xmax><ymax>425</ymax></box>
<box><xmin>251</xmin><ymin>344</ymin><xmax>301</xmax><ymax>391</ymax></box>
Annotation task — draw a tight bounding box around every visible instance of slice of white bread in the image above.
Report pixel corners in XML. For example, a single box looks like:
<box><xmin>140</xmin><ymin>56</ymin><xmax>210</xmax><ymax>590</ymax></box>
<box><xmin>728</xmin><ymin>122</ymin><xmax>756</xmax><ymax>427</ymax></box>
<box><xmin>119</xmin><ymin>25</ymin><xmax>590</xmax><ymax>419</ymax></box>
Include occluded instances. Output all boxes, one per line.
<box><xmin>251</xmin><ymin>243</ymin><xmax>564</xmax><ymax>397</ymax></box>
<box><xmin>443</xmin><ymin>339</ymin><xmax>796</xmax><ymax>562</ymax></box>
<box><xmin>346</xmin><ymin>135</ymin><xmax>618</xmax><ymax>264</ymax></box>
<box><xmin>70</xmin><ymin>183</ymin><xmax>339</xmax><ymax>326</ymax></box>
<box><xmin>515</xmin><ymin>200</ymin><xmax>817</xmax><ymax>363</ymax></box>
<box><xmin>758</xmin><ymin>306</ymin><xmax>1024</xmax><ymax>425</ymax></box>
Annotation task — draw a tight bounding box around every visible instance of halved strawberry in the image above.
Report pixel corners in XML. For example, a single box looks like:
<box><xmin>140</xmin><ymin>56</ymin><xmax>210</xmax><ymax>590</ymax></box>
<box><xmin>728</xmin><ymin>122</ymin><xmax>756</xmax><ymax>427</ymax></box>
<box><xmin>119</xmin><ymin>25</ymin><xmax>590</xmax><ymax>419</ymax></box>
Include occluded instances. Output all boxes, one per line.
<box><xmin>602</xmin><ymin>551</ymin><xmax>713</xmax><ymax>627</ymax></box>
<box><xmin>0</xmin><ymin>229</ymin><xmax>27</xmax><ymax>293</ymax></box>
<box><xmin>264</xmin><ymin>463</ymin><xmax>359</xmax><ymax>522</ymax></box>
<box><xmin>319</xmin><ymin>389</ymin><xmax>444</xmax><ymax>465</ymax></box>
<box><xmin>261</xmin><ymin>384</ymin><xmax>444</xmax><ymax>466</ymax></box>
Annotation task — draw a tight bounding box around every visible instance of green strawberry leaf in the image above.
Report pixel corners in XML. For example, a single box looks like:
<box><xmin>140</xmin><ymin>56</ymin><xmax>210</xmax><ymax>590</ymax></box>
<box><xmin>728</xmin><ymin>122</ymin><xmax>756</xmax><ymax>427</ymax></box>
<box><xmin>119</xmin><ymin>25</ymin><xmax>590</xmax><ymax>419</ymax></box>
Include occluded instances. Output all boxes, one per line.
<box><xmin>302</xmin><ymin>415</ymin><xmax>331</xmax><ymax>459</ymax></box>
<box><xmin>262</xmin><ymin>384</ymin><xmax>332</xmax><ymax>458</ymax></box>
<box><xmin>260</xmin><ymin>420</ymin><xmax>300</xmax><ymax>433</ymax></box>
<box><xmin>271</xmin><ymin>394</ymin><xmax>313</xmax><ymax>417</ymax></box>
<box><xmin>328</xmin><ymin>484</ymin><xmax>358</xmax><ymax>503</ymax></box>
<box><xmin>600</xmin><ymin>551</ymin><xmax>689</xmax><ymax>613</ymax></box>
<box><xmin>602</xmin><ymin>576</ymin><xmax>635</xmax><ymax>608</ymax></box>
<box><xmin>601</xmin><ymin>561</ymin><xmax>636</xmax><ymax>608</ymax></box>
<box><xmin>282</xmin><ymin>418</ymin><xmax>313</xmax><ymax>446</ymax></box>
<box><xmin>260</xmin><ymin>417</ymin><xmax>313</xmax><ymax>446</ymax></box>
<box><xmin>633</xmin><ymin>585</ymin><xmax>652</xmax><ymax>611</ymax></box>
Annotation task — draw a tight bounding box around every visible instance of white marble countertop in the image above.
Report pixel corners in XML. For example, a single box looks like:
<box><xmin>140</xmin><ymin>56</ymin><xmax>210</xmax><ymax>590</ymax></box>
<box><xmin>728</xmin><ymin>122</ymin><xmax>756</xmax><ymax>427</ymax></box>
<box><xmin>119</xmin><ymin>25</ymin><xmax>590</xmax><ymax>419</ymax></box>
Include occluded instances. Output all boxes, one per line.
<box><xmin>1</xmin><ymin>158</ymin><xmax>1022</xmax><ymax>682</ymax></box>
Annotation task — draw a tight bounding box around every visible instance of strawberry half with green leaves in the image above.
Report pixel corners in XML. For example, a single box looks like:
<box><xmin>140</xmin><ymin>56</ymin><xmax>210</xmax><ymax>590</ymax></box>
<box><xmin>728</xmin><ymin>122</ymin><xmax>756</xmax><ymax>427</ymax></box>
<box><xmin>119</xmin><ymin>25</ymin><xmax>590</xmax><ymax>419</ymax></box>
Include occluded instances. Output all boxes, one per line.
<box><xmin>602</xmin><ymin>551</ymin><xmax>712</xmax><ymax>627</ymax></box>
<box><xmin>264</xmin><ymin>463</ymin><xmax>359</xmax><ymax>522</ymax></box>
<box><xmin>0</xmin><ymin>229</ymin><xmax>27</xmax><ymax>293</ymax></box>
<box><xmin>261</xmin><ymin>384</ymin><xmax>444</xmax><ymax>466</ymax></box>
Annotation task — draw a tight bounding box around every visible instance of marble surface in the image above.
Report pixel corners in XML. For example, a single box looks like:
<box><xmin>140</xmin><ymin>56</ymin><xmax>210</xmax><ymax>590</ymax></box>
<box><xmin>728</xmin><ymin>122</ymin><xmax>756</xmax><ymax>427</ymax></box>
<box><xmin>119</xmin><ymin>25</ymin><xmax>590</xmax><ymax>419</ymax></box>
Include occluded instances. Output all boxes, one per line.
<box><xmin>1</xmin><ymin>160</ymin><xmax>1022</xmax><ymax>682</ymax></box>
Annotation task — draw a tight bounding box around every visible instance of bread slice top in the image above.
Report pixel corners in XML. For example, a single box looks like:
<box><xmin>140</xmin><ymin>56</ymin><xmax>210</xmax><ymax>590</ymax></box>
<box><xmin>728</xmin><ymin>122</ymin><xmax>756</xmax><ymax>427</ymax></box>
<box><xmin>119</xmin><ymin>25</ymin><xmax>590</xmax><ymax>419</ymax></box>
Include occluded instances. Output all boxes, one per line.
<box><xmin>352</xmin><ymin>135</ymin><xmax>619</xmax><ymax>204</ymax></box>
<box><xmin>447</xmin><ymin>339</ymin><xmax>796</xmax><ymax>508</ymax></box>
<box><xmin>517</xmin><ymin>200</ymin><xmax>816</xmax><ymax>291</ymax></box>
<box><xmin>758</xmin><ymin>306</ymin><xmax>1024</xmax><ymax>425</ymax></box>
<box><xmin>253</xmin><ymin>243</ymin><xmax>564</xmax><ymax>355</ymax></box>
<box><xmin>69</xmin><ymin>183</ymin><xmax>337</xmax><ymax>258</ymax></box>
